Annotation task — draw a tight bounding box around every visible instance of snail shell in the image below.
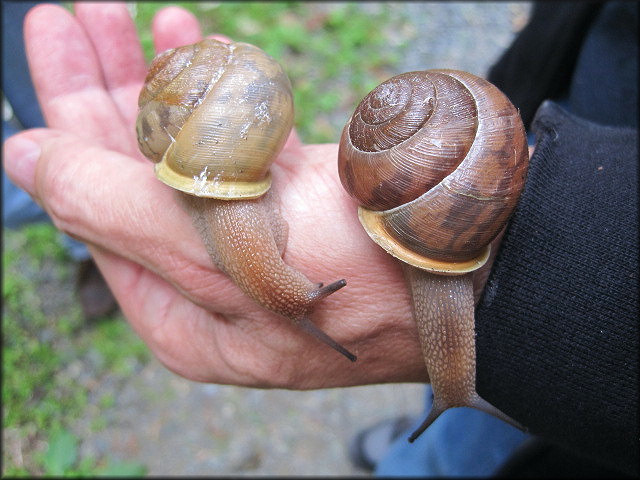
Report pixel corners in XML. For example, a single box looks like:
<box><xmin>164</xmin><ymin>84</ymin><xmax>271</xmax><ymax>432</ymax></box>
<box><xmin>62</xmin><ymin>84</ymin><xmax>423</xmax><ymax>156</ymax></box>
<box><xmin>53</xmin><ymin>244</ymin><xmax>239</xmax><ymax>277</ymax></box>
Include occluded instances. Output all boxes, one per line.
<box><xmin>136</xmin><ymin>38</ymin><xmax>294</xmax><ymax>199</ymax></box>
<box><xmin>338</xmin><ymin>69</ymin><xmax>529</xmax><ymax>274</ymax></box>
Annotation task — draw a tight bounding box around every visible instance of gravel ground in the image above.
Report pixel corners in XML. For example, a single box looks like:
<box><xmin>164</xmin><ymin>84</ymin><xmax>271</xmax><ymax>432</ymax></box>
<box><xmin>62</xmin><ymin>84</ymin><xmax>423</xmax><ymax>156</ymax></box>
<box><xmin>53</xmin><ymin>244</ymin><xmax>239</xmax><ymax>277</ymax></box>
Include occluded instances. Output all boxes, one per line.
<box><xmin>13</xmin><ymin>2</ymin><xmax>532</xmax><ymax>476</ymax></box>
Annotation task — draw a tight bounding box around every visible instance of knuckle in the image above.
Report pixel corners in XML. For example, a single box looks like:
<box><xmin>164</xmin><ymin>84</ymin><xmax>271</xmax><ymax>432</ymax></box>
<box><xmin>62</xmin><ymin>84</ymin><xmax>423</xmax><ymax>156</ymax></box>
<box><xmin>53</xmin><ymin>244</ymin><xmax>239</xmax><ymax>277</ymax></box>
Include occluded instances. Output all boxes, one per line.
<box><xmin>38</xmin><ymin>136</ymin><xmax>85</xmax><ymax>234</ymax></box>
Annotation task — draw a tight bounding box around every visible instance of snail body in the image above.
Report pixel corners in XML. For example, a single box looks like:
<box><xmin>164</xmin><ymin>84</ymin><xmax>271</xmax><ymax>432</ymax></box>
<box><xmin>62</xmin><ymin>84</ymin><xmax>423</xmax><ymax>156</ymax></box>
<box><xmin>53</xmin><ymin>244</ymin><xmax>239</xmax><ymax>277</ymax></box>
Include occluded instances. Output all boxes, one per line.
<box><xmin>338</xmin><ymin>70</ymin><xmax>529</xmax><ymax>438</ymax></box>
<box><xmin>136</xmin><ymin>39</ymin><xmax>355</xmax><ymax>362</ymax></box>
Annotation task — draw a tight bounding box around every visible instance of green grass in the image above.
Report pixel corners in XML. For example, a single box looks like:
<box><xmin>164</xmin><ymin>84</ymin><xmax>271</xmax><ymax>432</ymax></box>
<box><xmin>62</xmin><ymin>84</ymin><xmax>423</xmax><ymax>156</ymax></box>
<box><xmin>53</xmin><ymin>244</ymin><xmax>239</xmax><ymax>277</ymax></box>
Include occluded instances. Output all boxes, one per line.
<box><xmin>3</xmin><ymin>3</ymin><xmax>404</xmax><ymax>476</ymax></box>
<box><xmin>2</xmin><ymin>224</ymin><xmax>150</xmax><ymax>476</ymax></box>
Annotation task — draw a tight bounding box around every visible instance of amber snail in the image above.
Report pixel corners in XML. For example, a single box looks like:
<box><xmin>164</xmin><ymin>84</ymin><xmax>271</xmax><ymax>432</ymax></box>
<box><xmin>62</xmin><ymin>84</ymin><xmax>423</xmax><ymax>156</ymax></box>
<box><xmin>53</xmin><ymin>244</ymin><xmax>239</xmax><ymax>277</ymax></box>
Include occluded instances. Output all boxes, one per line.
<box><xmin>338</xmin><ymin>70</ymin><xmax>529</xmax><ymax>439</ymax></box>
<box><xmin>136</xmin><ymin>38</ymin><xmax>356</xmax><ymax>362</ymax></box>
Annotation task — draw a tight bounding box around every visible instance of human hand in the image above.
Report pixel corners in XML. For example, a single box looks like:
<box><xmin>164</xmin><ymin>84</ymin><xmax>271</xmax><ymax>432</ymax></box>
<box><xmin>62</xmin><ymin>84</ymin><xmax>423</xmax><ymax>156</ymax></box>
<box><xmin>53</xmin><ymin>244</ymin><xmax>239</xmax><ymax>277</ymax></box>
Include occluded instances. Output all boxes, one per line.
<box><xmin>3</xmin><ymin>3</ymin><xmax>505</xmax><ymax>390</ymax></box>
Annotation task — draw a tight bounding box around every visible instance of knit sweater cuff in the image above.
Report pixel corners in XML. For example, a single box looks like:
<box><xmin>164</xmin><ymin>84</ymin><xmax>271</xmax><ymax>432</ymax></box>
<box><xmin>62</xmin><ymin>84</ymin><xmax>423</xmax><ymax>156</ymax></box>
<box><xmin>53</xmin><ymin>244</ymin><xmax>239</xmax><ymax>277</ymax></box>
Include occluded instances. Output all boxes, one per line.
<box><xmin>474</xmin><ymin>100</ymin><xmax>638</xmax><ymax>474</ymax></box>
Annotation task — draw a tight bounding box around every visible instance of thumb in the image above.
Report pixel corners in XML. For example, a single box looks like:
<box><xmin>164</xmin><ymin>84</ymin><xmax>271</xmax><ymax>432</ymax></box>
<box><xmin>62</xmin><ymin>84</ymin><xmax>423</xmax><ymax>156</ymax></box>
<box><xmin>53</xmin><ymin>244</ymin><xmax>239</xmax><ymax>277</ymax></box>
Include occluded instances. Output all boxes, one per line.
<box><xmin>3</xmin><ymin>128</ymin><xmax>158</xmax><ymax>247</ymax></box>
<box><xmin>3</xmin><ymin>127</ymin><xmax>208</xmax><ymax>288</ymax></box>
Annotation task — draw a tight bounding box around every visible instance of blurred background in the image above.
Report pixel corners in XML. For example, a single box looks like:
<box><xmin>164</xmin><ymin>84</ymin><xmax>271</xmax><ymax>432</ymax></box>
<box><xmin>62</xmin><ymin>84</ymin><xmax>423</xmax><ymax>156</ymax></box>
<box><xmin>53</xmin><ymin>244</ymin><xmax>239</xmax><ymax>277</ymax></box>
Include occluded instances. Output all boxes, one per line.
<box><xmin>3</xmin><ymin>1</ymin><xmax>531</xmax><ymax>476</ymax></box>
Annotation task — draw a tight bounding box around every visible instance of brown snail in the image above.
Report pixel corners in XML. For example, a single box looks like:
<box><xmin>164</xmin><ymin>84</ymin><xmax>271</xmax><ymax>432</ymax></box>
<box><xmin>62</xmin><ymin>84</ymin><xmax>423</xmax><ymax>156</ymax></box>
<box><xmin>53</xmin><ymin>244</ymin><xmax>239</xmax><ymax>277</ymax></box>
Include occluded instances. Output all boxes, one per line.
<box><xmin>136</xmin><ymin>38</ymin><xmax>356</xmax><ymax>362</ymax></box>
<box><xmin>338</xmin><ymin>70</ymin><xmax>529</xmax><ymax>439</ymax></box>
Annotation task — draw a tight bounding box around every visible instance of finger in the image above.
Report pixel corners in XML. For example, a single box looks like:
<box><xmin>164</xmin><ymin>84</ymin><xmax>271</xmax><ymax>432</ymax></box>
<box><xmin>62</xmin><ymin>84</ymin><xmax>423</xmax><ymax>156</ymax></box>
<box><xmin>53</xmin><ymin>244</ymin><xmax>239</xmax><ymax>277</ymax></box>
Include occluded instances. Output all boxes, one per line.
<box><xmin>88</xmin><ymin>245</ymin><xmax>228</xmax><ymax>383</ymax></box>
<box><xmin>3</xmin><ymin>128</ymin><xmax>240</xmax><ymax>310</ymax></box>
<box><xmin>205</xmin><ymin>33</ymin><xmax>232</xmax><ymax>44</ymax></box>
<box><xmin>91</xmin><ymin>245</ymin><xmax>319</xmax><ymax>386</ymax></box>
<box><xmin>24</xmin><ymin>4</ymin><xmax>139</xmax><ymax>156</ymax></box>
<box><xmin>24</xmin><ymin>4</ymin><xmax>102</xmax><ymax>101</ymax></box>
<box><xmin>3</xmin><ymin>128</ymin><xmax>64</xmax><ymax>202</ymax></box>
<box><xmin>74</xmin><ymin>2</ymin><xmax>148</xmax><ymax>127</ymax></box>
<box><xmin>152</xmin><ymin>6</ymin><xmax>202</xmax><ymax>53</ymax></box>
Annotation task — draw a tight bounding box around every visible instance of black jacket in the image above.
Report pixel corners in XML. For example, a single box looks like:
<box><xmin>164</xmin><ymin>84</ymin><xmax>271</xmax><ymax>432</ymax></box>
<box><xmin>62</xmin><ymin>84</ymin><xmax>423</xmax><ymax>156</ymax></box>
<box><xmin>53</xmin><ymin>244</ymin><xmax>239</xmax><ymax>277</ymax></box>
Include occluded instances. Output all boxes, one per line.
<box><xmin>475</xmin><ymin>1</ymin><xmax>638</xmax><ymax>476</ymax></box>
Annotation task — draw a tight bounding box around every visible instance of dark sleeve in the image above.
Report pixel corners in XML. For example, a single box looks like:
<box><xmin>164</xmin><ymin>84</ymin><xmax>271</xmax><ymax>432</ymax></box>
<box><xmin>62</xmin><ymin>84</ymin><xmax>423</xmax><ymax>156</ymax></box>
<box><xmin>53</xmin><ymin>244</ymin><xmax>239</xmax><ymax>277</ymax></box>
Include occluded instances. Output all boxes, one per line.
<box><xmin>487</xmin><ymin>1</ymin><xmax>602</xmax><ymax>129</ymax></box>
<box><xmin>474</xmin><ymin>101</ymin><xmax>639</xmax><ymax>475</ymax></box>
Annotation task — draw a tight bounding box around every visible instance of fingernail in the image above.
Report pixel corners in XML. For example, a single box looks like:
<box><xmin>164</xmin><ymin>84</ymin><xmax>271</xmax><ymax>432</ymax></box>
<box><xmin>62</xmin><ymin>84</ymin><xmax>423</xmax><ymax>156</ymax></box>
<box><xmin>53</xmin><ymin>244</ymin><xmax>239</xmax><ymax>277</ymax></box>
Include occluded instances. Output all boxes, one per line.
<box><xmin>4</xmin><ymin>135</ymin><xmax>41</xmax><ymax>196</ymax></box>
<box><xmin>207</xmin><ymin>34</ymin><xmax>231</xmax><ymax>44</ymax></box>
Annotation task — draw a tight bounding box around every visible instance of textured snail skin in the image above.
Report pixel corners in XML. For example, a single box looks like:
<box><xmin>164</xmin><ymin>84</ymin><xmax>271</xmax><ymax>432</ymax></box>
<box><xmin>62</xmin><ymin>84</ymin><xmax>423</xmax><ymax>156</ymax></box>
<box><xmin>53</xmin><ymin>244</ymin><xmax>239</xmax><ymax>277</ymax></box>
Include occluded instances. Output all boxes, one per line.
<box><xmin>136</xmin><ymin>39</ymin><xmax>355</xmax><ymax>362</ymax></box>
<box><xmin>338</xmin><ymin>70</ymin><xmax>529</xmax><ymax>439</ymax></box>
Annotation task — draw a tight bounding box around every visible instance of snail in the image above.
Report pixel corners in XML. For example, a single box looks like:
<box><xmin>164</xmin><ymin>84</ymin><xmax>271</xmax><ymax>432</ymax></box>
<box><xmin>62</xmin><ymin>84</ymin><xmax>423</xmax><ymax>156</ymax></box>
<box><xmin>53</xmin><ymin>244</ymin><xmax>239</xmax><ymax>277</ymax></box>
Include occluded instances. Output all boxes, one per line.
<box><xmin>338</xmin><ymin>70</ymin><xmax>529</xmax><ymax>439</ymax></box>
<box><xmin>135</xmin><ymin>38</ymin><xmax>356</xmax><ymax>362</ymax></box>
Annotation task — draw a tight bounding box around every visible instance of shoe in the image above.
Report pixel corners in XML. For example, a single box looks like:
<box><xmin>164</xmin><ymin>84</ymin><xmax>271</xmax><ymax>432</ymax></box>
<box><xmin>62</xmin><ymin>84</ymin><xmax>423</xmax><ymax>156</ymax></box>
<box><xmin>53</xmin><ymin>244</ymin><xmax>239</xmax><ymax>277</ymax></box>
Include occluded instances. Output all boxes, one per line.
<box><xmin>75</xmin><ymin>259</ymin><xmax>118</xmax><ymax>320</ymax></box>
<box><xmin>348</xmin><ymin>415</ymin><xmax>415</xmax><ymax>472</ymax></box>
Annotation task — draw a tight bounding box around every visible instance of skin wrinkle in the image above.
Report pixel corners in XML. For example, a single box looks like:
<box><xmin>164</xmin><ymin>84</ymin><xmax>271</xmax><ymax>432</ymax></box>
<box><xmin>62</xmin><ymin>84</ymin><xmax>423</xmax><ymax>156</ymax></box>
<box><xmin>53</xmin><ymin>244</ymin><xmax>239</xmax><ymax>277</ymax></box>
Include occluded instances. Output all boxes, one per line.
<box><xmin>94</xmin><ymin>246</ymin><xmax>257</xmax><ymax>388</ymax></box>
<box><xmin>150</xmin><ymin>308</ymin><xmax>227</xmax><ymax>382</ymax></box>
<box><xmin>140</xmin><ymin>263</ymin><xmax>265</xmax><ymax>386</ymax></box>
<box><xmin>355</xmin><ymin>329</ymin><xmax>428</xmax><ymax>384</ymax></box>
<box><xmin>207</xmin><ymin>302</ymin><xmax>325</xmax><ymax>389</ymax></box>
<box><xmin>155</xmin><ymin>249</ymin><xmax>238</xmax><ymax>310</ymax></box>
<box><xmin>150</xmin><ymin>200</ymin><xmax>271</xmax><ymax>315</ymax></box>
<box><xmin>35</xmin><ymin>136</ymin><xmax>96</xmax><ymax>233</ymax></box>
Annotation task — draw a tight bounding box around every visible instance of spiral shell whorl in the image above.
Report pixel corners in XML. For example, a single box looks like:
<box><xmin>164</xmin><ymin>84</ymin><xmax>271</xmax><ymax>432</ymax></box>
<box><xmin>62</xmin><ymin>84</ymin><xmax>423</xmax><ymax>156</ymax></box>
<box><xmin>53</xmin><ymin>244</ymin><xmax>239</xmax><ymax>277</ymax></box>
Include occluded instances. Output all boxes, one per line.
<box><xmin>136</xmin><ymin>39</ymin><xmax>294</xmax><ymax>199</ymax></box>
<box><xmin>349</xmin><ymin>74</ymin><xmax>435</xmax><ymax>153</ymax></box>
<box><xmin>339</xmin><ymin>71</ymin><xmax>480</xmax><ymax>212</ymax></box>
<box><xmin>338</xmin><ymin>70</ymin><xmax>528</xmax><ymax>272</ymax></box>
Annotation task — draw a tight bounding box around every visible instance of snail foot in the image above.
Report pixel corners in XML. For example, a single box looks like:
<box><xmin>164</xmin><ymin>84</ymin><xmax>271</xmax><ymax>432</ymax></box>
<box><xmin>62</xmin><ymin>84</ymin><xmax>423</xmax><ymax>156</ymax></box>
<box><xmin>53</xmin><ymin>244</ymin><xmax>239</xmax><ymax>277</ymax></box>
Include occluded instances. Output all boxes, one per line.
<box><xmin>468</xmin><ymin>396</ymin><xmax>527</xmax><ymax>432</ymax></box>
<box><xmin>407</xmin><ymin>401</ymin><xmax>447</xmax><ymax>442</ymax></box>
<box><xmin>408</xmin><ymin>395</ymin><xmax>526</xmax><ymax>442</ymax></box>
